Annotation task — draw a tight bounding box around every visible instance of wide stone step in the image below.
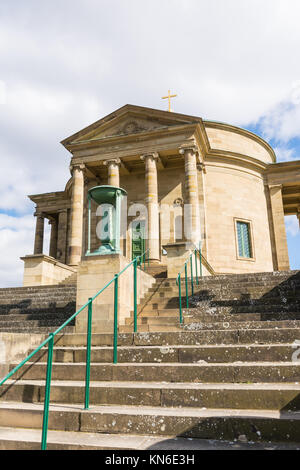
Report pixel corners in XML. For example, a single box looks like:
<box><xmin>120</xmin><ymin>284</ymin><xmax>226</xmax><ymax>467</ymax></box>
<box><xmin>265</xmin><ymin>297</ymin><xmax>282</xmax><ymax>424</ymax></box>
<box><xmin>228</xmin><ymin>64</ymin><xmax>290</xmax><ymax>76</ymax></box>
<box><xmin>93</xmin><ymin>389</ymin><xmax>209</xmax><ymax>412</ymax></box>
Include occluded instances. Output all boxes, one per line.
<box><xmin>50</xmin><ymin>329</ymin><xmax>300</xmax><ymax>347</ymax></box>
<box><xmin>28</xmin><ymin>343</ymin><xmax>300</xmax><ymax>364</ymax></box>
<box><xmin>0</xmin><ymin>288</ymin><xmax>76</xmax><ymax>297</ymax></box>
<box><xmin>0</xmin><ymin>319</ymin><xmax>75</xmax><ymax>329</ymax></box>
<box><xmin>0</xmin><ymin>313</ymin><xmax>74</xmax><ymax>322</ymax></box>
<box><xmin>183</xmin><ymin>320</ymin><xmax>300</xmax><ymax>330</ymax></box>
<box><xmin>140</xmin><ymin>299</ymin><xmax>300</xmax><ymax>311</ymax></box>
<box><xmin>185</xmin><ymin>312</ymin><xmax>300</xmax><ymax>321</ymax></box>
<box><xmin>2</xmin><ymin>425</ymin><xmax>299</xmax><ymax>450</ymax></box>
<box><xmin>0</xmin><ymin>296</ymin><xmax>76</xmax><ymax>304</ymax></box>
<box><xmin>8</xmin><ymin>361</ymin><xmax>300</xmax><ymax>383</ymax></box>
<box><xmin>2</xmin><ymin>380</ymin><xmax>300</xmax><ymax>411</ymax></box>
<box><xmin>0</xmin><ymin>403</ymin><xmax>299</xmax><ymax>445</ymax></box>
<box><xmin>148</xmin><ymin>284</ymin><xmax>300</xmax><ymax>296</ymax></box>
<box><xmin>0</xmin><ymin>326</ymin><xmax>75</xmax><ymax>334</ymax></box>
<box><xmin>135</xmin><ymin>309</ymin><xmax>300</xmax><ymax>322</ymax></box>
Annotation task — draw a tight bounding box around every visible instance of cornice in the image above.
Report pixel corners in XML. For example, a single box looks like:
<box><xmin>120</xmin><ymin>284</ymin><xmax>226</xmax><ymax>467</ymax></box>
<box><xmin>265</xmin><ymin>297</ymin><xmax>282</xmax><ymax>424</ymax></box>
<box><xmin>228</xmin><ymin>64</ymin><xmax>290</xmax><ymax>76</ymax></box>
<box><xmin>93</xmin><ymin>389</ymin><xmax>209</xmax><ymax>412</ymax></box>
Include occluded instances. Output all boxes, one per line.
<box><xmin>206</xmin><ymin>150</ymin><xmax>269</xmax><ymax>172</ymax></box>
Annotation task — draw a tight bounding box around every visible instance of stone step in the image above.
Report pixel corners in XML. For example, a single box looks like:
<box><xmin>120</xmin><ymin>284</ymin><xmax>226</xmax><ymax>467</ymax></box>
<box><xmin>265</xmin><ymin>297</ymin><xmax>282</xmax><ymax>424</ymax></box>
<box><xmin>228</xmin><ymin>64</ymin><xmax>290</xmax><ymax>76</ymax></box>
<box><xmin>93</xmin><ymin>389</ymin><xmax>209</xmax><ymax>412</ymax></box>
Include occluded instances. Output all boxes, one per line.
<box><xmin>125</xmin><ymin>316</ymin><xmax>179</xmax><ymax>326</ymax></box>
<box><xmin>124</xmin><ymin>318</ymin><xmax>300</xmax><ymax>332</ymax></box>
<box><xmin>1</xmin><ymin>381</ymin><xmax>300</xmax><ymax>411</ymax></box>
<box><xmin>51</xmin><ymin>329</ymin><xmax>300</xmax><ymax>347</ymax></box>
<box><xmin>138</xmin><ymin>299</ymin><xmax>300</xmax><ymax>311</ymax></box>
<box><xmin>134</xmin><ymin>310</ymin><xmax>300</xmax><ymax>322</ymax></box>
<box><xmin>0</xmin><ymin>313</ymin><xmax>75</xmax><ymax>322</ymax></box>
<box><xmin>165</xmin><ymin>271</ymin><xmax>300</xmax><ymax>283</ymax></box>
<box><xmin>0</xmin><ymin>326</ymin><xmax>75</xmax><ymax>334</ymax></box>
<box><xmin>9</xmin><ymin>361</ymin><xmax>300</xmax><ymax>383</ymax></box>
<box><xmin>28</xmin><ymin>343</ymin><xmax>300</xmax><ymax>364</ymax></box>
<box><xmin>0</xmin><ymin>403</ymin><xmax>299</xmax><ymax>445</ymax></box>
<box><xmin>0</xmin><ymin>287</ymin><xmax>76</xmax><ymax>296</ymax></box>
<box><xmin>0</xmin><ymin>294</ymin><xmax>76</xmax><ymax>302</ymax></box>
<box><xmin>0</xmin><ymin>319</ymin><xmax>76</xmax><ymax>329</ymax></box>
<box><xmin>183</xmin><ymin>320</ymin><xmax>300</xmax><ymax>330</ymax></box>
<box><xmin>148</xmin><ymin>283</ymin><xmax>300</xmax><ymax>295</ymax></box>
<box><xmin>2</xmin><ymin>425</ymin><xmax>300</xmax><ymax>450</ymax></box>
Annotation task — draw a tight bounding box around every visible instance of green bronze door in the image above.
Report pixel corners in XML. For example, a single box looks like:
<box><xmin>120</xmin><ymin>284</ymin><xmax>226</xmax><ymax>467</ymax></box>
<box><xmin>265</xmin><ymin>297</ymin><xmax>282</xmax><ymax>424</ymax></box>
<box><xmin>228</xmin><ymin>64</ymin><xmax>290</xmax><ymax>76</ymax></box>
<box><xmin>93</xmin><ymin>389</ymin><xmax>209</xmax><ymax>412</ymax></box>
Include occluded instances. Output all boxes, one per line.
<box><xmin>132</xmin><ymin>221</ymin><xmax>146</xmax><ymax>260</ymax></box>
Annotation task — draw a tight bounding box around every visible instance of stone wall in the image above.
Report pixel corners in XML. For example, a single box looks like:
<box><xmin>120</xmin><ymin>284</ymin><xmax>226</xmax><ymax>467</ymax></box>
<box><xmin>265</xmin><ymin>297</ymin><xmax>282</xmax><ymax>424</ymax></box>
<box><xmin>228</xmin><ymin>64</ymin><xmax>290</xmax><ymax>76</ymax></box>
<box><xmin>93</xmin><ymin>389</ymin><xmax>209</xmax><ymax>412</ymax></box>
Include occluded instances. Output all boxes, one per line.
<box><xmin>204</xmin><ymin>160</ymin><xmax>274</xmax><ymax>273</ymax></box>
<box><xmin>75</xmin><ymin>254</ymin><xmax>155</xmax><ymax>333</ymax></box>
<box><xmin>21</xmin><ymin>254</ymin><xmax>77</xmax><ymax>286</ymax></box>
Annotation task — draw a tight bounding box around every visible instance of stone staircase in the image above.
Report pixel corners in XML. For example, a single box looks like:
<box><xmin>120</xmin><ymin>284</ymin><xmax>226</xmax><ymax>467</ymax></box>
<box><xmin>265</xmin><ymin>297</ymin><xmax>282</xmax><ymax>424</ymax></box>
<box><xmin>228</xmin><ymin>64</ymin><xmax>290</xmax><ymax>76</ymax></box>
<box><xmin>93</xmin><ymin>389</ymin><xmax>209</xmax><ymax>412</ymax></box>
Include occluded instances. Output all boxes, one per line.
<box><xmin>0</xmin><ymin>285</ymin><xmax>77</xmax><ymax>333</ymax></box>
<box><xmin>122</xmin><ymin>270</ymin><xmax>300</xmax><ymax>332</ymax></box>
<box><xmin>0</xmin><ymin>270</ymin><xmax>300</xmax><ymax>449</ymax></box>
<box><xmin>59</xmin><ymin>272</ymin><xmax>77</xmax><ymax>285</ymax></box>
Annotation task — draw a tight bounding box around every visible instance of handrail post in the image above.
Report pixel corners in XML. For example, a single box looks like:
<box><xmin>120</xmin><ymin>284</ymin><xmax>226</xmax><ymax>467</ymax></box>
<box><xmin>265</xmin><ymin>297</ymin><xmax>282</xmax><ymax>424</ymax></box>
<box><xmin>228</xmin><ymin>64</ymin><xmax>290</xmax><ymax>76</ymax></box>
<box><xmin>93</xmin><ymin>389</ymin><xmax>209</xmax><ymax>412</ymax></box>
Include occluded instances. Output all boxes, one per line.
<box><xmin>190</xmin><ymin>254</ymin><xmax>194</xmax><ymax>296</ymax></box>
<box><xmin>84</xmin><ymin>298</ymin><xmax>93</xmax><ymax>410</ymax></box>
<box><xmin>41</xmin><ymin>332</ymin><xmax>54</xmax><ymax>451</ymax></box>
<box><xmin>195</xmin><ymin>249</ymin><xmax>199</xmax><ymax>285</ymax></box>
<box><xmin>113</xmin><ymin>275</ymin><xmax>119</xmax><ymax>364</ymax></box>
<box><xmin>184</xmin><ymin>263</ymin><xmax>189</xmax><ymax>309</ymax></box>
<box><xmin>133</xmin><ymin>258</ymin><xmax>138</xmax><ymax>333</ymax></box>
<box><xmin>178</xmin><ymin>274</ymin><xmax>183</xmax><ymax>324</ymax></box>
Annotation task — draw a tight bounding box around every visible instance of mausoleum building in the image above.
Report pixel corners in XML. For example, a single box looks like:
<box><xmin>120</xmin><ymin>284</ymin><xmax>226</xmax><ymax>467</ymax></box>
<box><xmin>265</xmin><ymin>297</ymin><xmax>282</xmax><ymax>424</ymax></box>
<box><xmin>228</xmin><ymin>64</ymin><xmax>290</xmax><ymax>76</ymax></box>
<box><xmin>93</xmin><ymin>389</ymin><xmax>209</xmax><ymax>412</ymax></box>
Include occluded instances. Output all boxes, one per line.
<box><xmin>22</xmin><ymin>104</ymin><xmax>300</xmax><ymax>287</ymax></box>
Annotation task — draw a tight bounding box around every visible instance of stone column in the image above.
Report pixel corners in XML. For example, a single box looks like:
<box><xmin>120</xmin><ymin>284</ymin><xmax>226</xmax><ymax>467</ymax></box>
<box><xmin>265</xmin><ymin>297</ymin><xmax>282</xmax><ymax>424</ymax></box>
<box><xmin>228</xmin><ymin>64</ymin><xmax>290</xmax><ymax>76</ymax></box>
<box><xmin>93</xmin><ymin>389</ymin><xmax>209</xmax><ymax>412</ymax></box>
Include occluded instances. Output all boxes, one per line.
<box><xmin>268</xmin><ymin>184</ymin><xmax>290</xmax><ymax>271</ymax></box>
<box><xmin>179</xmin><ymin>145</ymin><xmax>201</xmax><ymax>246</ymax></box>
<box><xmin>57</xmin><ymin>209</ymin><xmax>68</xmax><ymax>264</ymax></box>
<box><xmin>33</xmin><ymin>212</ymin><xmax>45</xmax><ymax>254</ymax></box>
<box><xmin>69</xmin><ymin>164</ymin><xmax>85</xmax><ymax>266</ymax></box>
<box><xmin>49</xmin><ymin>218</ymin><xmax>58</xmax><ymax>259</ymax></box>
<box><xmin>140</xmin><ymin>152</ymin><xmax>160</xmax><ymax>262</ymax></box>
<box><xmin>104</xmin><ymin>158</ymin><xmax>121</xmax><ymax>187</ymax></box>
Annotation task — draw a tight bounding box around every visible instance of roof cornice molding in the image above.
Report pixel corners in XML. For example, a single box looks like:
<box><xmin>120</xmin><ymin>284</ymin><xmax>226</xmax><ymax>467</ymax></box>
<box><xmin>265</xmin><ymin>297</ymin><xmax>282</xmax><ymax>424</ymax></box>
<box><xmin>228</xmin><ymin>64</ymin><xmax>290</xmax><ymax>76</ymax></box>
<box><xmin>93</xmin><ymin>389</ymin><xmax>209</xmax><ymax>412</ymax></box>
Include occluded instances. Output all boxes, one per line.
<box><xmin>206</xmin><ymin>150</ymin><xmax>269</xmax><ymax>172</ymax></box>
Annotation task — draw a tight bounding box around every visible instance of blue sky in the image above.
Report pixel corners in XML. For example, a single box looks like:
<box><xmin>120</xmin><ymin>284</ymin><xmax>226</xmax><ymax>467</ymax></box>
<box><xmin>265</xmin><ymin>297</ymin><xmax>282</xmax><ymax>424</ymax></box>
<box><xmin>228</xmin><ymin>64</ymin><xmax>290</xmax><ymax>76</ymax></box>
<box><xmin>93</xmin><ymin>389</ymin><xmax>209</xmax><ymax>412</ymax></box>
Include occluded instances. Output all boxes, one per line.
<box><xmin>0</xmin><ymin>0</ymin><xmax>299</xmax><ymax>286</ymax></box>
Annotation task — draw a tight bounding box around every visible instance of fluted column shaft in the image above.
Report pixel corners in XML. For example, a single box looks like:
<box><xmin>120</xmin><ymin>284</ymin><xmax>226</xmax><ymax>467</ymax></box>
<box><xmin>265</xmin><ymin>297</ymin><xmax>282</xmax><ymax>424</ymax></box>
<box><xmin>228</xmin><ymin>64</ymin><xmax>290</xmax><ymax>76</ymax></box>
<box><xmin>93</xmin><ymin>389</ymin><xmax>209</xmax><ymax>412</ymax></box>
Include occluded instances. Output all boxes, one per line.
<box><xmin>141</xmin><ymin>153</ymin><xmax>160</xmax><ymax>261</ymax></box>
<box><xmin>69</xmin><ymin>164</ymin><xmax>85</xmax><ymax>266</ymax></box>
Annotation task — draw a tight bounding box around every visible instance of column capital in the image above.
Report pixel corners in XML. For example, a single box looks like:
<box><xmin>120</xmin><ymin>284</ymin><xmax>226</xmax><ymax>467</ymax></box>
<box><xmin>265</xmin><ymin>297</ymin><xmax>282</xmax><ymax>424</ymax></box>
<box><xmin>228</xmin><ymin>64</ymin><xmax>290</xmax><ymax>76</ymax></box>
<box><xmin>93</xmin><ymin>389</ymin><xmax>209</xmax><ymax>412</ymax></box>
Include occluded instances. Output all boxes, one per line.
<box><xmin>140</xmin><ymin>152</ymin><xmax>159</xmax><ymax>163</ymax></box>
<box><xmin>197</xmin><ymin>162</ymin><xmax>206</xmax><ymax>173</ymax></box>
<box><xmin>34</xmin><ymin>211</ymin><xmax>45</xmax><ymax>218</ymax></box>
<box><xmin>103</xmin><ymin>158</ymin><xmax>121</xmax><ymax>167</ymax></box>
<box><xmin>69</xmin><ymin>163</ymin><xmax>86</xmax><ymax>175</ymax></box>
<box><xmin>179</xmin><ymin>140</ymin><xmax>199</xmax><ymax>156</ymax></box>
<box><xmin>48</xmin><ymin>217</ymin><xmax>58</xmax><ymax>225</ymax></box>
<box><xmin>268</xmin><ymin>183</ymin><xmax>283</xmax><ymax>191</ymax></box>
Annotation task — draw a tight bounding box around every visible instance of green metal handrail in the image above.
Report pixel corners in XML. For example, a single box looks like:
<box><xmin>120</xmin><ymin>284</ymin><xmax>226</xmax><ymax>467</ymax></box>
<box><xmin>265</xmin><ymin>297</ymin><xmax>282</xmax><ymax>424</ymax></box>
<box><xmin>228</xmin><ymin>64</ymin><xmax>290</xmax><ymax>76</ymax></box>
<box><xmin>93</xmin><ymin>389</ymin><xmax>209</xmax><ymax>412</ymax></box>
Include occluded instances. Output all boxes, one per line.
<box><xmin>176</xmin><ymin>245</ymin><xmax>204</xmax><ymax>325</ymax></box>
<box><xmin>0</xmin><ymin>248</ymin><xmax>150</xmax><ymax>451</ymax></box>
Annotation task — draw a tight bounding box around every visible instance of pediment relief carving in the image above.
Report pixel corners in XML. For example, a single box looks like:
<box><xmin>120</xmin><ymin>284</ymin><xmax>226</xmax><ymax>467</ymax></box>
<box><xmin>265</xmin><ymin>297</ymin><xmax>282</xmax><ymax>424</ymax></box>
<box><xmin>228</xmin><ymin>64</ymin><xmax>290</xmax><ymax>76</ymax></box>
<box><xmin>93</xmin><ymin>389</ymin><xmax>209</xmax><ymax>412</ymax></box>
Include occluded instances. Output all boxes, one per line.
<box><xmin>75</xmin><ymin>117</ymin><xmax>173</xmax><ymax>143</ymax></box>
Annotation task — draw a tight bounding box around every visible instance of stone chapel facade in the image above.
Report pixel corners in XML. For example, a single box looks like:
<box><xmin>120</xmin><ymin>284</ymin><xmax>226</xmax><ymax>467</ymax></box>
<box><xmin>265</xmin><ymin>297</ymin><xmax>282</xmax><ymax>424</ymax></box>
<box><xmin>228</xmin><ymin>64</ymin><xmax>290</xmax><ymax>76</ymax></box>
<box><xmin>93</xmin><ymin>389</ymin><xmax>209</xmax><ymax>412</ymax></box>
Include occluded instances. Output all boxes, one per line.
<box><xmin>21</xmin><ymin>104</ymin><xmax>300</xmax><ymax>287</ymax></box>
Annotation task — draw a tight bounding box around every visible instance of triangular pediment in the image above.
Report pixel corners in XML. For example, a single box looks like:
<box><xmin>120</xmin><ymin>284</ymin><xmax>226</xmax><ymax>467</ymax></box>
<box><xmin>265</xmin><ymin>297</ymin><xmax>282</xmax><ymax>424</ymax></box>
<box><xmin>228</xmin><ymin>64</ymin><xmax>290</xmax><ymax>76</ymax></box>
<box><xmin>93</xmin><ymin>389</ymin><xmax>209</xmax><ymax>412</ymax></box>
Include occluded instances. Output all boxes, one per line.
<box><xmin>61</xmin><ymin>104</ymin><xmax>202</xmax><ymax>149</ymax></box>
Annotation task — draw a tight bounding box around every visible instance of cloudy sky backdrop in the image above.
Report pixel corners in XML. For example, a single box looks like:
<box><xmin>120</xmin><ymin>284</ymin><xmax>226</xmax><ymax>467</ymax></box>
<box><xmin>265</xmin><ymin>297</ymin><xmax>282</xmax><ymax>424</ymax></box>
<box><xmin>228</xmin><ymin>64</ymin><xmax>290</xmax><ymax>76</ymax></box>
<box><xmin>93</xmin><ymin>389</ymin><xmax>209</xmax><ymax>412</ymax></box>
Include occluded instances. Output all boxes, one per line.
<box><xmin>0</xmin><ymin>0</ymin><xmax>300</xmax><ymax>286</ymax></box>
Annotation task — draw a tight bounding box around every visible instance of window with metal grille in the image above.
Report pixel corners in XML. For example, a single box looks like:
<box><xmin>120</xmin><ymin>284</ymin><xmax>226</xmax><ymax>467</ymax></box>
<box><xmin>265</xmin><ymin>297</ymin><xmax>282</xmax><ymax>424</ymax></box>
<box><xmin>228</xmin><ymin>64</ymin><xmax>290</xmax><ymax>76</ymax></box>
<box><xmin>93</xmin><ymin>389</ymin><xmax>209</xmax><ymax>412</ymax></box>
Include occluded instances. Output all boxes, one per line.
<box><xmin>236</xmin><ymin>221</ymin><xmax>252</xmax><ymax>258</ymax></box>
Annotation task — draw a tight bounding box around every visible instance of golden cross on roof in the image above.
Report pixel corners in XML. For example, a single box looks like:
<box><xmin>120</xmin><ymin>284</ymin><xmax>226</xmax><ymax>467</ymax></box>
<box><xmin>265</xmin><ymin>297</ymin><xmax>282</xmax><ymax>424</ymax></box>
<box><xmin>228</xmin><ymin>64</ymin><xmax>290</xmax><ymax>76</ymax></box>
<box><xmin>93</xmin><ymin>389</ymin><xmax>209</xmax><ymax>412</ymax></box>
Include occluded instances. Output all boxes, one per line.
<box><xmin>162</xmin><ymin>89</ymin><xmax>177</xmax><ymax>112</ymax></box>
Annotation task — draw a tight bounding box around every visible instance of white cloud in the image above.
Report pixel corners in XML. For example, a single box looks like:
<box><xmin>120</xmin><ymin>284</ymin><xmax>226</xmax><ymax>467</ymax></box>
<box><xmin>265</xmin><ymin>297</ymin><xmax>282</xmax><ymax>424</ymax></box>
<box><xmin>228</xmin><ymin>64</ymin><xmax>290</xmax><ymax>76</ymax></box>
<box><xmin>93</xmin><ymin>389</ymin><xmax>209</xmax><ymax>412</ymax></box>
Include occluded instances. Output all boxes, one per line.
<box><xmin>0</xmin><ymin>214</ymin><xmax>50</xmax><ymax>287</ymax></box>
<box><xmin>1</xmin><ymin>0</ymin><xmax>300</xmax><ymax>285</ymax></box>
<box><xmin>285</xmin><ymin>215</ymin><xmax>299</xmax><ymax>237</ymax></box>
